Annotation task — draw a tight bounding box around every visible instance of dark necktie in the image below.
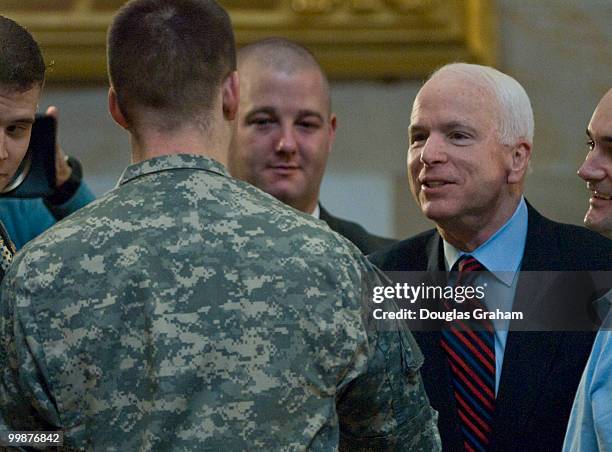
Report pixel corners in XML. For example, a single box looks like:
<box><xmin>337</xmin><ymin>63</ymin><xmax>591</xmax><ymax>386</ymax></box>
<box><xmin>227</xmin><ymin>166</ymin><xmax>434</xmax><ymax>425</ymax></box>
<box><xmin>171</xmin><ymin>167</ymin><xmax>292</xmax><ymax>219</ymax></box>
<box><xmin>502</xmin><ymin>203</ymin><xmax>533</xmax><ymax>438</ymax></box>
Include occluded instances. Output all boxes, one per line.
<box><xmin>440</xmin><ymin>256</ymin><xmax>495</xmax><ymax>452</ymax></box>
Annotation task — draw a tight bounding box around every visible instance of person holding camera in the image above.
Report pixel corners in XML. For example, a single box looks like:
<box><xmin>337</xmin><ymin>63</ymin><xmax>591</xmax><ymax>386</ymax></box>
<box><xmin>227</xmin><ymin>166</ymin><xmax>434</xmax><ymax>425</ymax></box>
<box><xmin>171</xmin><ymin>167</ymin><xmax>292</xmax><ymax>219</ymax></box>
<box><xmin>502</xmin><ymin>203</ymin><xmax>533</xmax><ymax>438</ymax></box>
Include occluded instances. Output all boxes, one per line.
<box><xmin>0</xmin><ymin>17</ymin><xmax>94</xmax><ymax>253</ymax></box>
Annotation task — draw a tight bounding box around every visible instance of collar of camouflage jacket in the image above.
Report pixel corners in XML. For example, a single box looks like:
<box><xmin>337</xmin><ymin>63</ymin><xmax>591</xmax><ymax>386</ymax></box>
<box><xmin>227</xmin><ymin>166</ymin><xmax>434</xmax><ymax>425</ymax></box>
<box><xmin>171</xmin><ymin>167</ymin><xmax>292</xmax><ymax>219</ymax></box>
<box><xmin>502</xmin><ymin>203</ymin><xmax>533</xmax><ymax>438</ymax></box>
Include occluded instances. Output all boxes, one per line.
<box><xmin>117</xmin><ymin>154</ymin><xmax>229</xmax><ymax>186</ymax></box>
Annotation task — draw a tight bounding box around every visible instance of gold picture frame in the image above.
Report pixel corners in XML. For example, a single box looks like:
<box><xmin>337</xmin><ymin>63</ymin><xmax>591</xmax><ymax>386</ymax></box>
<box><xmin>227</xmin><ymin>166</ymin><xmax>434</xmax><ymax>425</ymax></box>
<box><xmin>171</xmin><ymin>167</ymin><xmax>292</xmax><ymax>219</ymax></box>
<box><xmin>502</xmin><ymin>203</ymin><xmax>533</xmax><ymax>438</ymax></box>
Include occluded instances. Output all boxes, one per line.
<box><xmin>5</xmin><ymin>0</ymin><xmax>497</xmax><ymax>82</ymax></box>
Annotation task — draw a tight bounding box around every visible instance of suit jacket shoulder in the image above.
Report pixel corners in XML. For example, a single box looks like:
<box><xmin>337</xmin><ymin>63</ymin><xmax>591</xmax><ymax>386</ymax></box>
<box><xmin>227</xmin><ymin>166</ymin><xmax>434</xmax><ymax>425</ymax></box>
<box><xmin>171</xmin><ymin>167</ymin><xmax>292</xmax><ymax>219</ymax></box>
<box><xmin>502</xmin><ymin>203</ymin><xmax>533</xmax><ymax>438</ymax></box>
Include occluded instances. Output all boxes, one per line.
<box><xmin>368</xmin><ymin>201</ymin><xmax>610</xmax><ymax>451</ymax></box>
<box><xmin>522</xmin><ymin>205</ymin><xmax>612</xmax><ymax>271</ymax></box>
<box><xmin>319</xmin><ymin>204</ymin><xmax>396</xmax><ymax>254</ymax></box>
<box><xmin>370</xmin><ymin>202</ymin><xmax>612</xmax><ymax>272</ymax></box>
<box><xmin>369</xmin><ymin>228</ymin><xmax>439</xmax><ymax>271</ymax></box>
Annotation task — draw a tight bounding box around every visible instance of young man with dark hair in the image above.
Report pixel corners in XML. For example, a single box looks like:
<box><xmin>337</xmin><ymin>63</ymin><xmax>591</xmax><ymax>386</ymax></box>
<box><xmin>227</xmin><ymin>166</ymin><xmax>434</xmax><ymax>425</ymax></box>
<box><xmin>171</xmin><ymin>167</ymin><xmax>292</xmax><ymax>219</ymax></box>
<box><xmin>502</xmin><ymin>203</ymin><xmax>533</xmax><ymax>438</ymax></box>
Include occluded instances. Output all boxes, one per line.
<box><xmin>0</xmin><ymin>15</ymin><xmax>95</xmax><ymax>253</ymax></box>
<box><xmin>0</xmin><ymin>1</ymin><xmax>439</xmax><ymax>450</ymax></box>
<box><xmin>563</xmin><ymin>88</ymin><xmax>612</xmax><ymax>452</ymax></box>
<box><xmin>0</xmin><ymin>15</ymin><xmax>46</xmax><ymax>278</ymax></box>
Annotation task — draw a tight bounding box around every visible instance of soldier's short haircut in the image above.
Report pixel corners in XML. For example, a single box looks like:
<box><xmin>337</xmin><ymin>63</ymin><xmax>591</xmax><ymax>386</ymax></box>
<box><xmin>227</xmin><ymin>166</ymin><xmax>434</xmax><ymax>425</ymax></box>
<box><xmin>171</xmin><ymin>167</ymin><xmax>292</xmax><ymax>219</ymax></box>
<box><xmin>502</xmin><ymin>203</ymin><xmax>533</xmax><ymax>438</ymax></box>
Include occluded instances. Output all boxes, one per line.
<box><xmin>0</xmin><ymin>15</ymin><xmax>46</xmax><ymax>91</ymax></box>
<box><xmin>107</xmin><ymin>0</ymin><xmax>236</xmax><ymax>132</ymax></box>
<box><xmin>237</xmin><ymin>38</ymin><xmax>331</xmax><ymax>114</ymax></box>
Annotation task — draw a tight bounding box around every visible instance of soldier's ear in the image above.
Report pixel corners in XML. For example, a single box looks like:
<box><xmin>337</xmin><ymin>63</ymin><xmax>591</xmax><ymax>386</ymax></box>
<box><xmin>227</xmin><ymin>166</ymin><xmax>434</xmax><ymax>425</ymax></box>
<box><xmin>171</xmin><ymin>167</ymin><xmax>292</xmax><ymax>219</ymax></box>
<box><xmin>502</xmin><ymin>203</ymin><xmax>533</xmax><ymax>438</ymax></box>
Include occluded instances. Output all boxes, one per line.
<box><xmin>108</xmin><ymin>87</ymin><xmax>129</xmax><ymax>129</ymax></box>
<box><xmin>222</xmin><ymin>71</ymin><xmax>239</xmax><ymax>121</ymax></box>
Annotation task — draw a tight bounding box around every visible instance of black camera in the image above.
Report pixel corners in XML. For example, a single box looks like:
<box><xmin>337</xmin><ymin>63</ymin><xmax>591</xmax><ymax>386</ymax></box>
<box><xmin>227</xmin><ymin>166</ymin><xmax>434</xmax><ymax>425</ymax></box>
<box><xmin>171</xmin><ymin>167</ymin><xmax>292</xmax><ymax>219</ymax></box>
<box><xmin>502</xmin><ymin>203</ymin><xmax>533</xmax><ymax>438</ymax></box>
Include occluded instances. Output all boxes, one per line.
<box><xmin>0</xmin><ymin>114</ymin><xmax>57</xmax><ymax>198</ymax></box>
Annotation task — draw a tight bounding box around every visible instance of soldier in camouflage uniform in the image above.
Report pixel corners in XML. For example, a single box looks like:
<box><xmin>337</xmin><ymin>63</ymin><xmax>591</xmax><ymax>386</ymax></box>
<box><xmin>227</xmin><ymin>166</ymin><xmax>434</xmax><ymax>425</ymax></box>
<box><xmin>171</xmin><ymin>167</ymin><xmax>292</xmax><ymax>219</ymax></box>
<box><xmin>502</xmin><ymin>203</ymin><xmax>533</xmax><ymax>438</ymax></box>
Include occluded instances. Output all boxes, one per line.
<box><xmin>0</xmin><ymin>0</ymin><xmax>440</xmax><ymax>450</ymax></box>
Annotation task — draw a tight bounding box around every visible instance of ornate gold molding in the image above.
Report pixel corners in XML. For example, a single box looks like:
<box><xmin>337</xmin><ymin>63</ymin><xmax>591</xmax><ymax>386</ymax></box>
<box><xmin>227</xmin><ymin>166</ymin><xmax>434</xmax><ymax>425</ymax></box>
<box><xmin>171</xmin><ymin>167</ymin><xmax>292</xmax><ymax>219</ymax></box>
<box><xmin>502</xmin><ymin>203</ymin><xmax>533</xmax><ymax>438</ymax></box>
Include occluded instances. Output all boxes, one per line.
<box><xmin>3</xmin><ymin>0</ymin><xmax>496</xmax><ymax>82</ymax></box>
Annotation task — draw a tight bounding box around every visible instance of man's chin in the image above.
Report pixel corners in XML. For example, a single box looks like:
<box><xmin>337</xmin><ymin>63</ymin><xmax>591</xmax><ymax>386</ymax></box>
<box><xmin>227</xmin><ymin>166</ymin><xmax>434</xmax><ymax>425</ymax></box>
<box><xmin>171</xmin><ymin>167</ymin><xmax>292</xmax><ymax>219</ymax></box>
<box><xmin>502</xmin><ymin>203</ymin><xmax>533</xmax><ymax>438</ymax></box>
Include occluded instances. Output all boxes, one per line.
<box><xmin>0</xmin><ymin>176</ymin><xmax>10</xmax><ymax>192</ymax></box>
<box><xmin>267</xmin><ymin>186</ymin><xmax>299</xmax><ymax>205</ymax></box>
<box><xmin>420</xmin><ymin>203</ymin><xmax>457</xmax><ymax>224</ymax></box>
<box><xmin>584</xmin><ymin>209</ymin><xmax>612</xmax><ymax>239</ymax></box>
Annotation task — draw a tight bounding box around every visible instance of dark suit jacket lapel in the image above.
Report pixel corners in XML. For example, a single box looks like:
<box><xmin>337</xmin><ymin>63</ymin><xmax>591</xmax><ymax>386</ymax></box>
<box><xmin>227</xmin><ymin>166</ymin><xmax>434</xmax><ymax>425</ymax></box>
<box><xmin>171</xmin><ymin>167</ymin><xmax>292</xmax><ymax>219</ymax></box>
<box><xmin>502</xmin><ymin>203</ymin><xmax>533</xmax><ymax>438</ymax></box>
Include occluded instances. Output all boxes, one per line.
<box><xmin>422</xmin><ymin>208</ymin><xmax>564</xmax><ymax>450</ymax></box>
<box><xmin>318</xmin><ymin>205</ymin><xmax>338</xmax><ymax>230</ymax></box>
<box><xmin>425</xmin><ymin>231</ymin><xmax>444</xmax><ymax>273</ymax></box>
<box><xmin>416</xmin><ymin>231</ymin><xmax>464</xmax><ymax>450</ymax></box>
<box><xmin>490</xmin><ymin>204</ymin><xmax>564</xmax><ymax>447</ymax></box>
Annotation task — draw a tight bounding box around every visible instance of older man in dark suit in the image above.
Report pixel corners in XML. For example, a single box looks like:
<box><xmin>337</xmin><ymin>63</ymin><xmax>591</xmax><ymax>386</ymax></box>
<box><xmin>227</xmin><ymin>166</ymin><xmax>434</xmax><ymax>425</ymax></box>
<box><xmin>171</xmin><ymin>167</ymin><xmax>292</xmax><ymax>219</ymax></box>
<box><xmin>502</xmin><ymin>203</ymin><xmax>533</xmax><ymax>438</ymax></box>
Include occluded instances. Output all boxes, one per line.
<box><xmin>370</xmin><ymin>63</ymin><xmax>612</xmax><ymax>452</ymax></box>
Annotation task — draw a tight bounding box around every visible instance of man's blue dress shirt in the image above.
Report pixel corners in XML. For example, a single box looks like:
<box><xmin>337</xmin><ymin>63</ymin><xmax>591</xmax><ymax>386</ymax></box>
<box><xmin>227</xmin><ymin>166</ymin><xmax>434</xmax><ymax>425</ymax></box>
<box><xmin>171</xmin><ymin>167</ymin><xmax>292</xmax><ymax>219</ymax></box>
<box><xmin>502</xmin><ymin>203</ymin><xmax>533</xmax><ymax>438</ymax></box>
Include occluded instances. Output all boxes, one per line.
<box><xmin>443</xmin><ymin>197</ymin><xmax>528</xmax><ymax>394</ymax></box>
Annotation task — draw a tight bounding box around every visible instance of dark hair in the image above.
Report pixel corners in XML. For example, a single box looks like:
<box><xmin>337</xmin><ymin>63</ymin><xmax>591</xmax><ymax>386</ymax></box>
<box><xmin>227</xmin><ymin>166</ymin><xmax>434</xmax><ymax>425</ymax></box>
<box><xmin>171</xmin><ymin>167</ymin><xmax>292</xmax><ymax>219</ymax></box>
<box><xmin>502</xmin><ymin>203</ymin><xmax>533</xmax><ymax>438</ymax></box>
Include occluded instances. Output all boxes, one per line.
<box><xmin>107</xmin><ymin>0</ymin><xmax>236</xmax><ymax>131</ymax></box>
<box><xmin>0</xmin><ymin>15</ymin><xmax>45</xmax><ymax>90</ymax></box>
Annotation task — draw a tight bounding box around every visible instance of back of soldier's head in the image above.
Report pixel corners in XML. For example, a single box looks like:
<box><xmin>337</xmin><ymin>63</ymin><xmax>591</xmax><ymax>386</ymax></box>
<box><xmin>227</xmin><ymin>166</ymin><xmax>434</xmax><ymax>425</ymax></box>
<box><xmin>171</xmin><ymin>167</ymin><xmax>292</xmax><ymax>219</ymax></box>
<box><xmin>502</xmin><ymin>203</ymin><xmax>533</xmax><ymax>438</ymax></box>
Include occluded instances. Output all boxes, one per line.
<box><xmin>107</xmin><ymin>0</ymin><xmax>236</xmax><ymax>132</ymax></box>
<box><xmin>0</xmin><ymin>15</ymin><xmax>45</xmax><ymax>92</ymax></box>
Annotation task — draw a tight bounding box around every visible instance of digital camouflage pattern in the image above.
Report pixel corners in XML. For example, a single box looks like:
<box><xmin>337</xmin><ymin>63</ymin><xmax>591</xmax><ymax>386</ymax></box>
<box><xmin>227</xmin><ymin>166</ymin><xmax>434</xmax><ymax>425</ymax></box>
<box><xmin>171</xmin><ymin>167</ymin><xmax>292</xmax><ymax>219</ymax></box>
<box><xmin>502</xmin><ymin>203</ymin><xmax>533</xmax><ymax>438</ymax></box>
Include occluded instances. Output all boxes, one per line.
<box><xmin>0</xmin><ymin>221</ymin><xmax>14</xmax><ymax>283</ymax></box>
<box><xmin>0</xmin><ymin>154</ymin><xmax>439</xmax><ymax>451</ymax></box>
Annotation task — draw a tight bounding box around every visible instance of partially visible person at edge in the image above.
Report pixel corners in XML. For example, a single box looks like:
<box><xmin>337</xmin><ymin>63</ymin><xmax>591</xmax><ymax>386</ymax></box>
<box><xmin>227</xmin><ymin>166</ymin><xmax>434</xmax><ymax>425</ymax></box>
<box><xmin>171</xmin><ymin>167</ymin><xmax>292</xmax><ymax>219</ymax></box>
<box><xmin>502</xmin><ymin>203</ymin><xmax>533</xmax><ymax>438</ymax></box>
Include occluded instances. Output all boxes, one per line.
<box><xmin>0</xmin><ymin>16</ymin><xmax>94</xmax><ymax>254</ymax></box>
<box><xmin>563</xmin><ymin>88</ymin><xmax>612</xmax><ymax>452</ymax></box>
<box><xmin>0</xmin><ymin>1</ymin><xmax>440</xmax><ymax>450</ymax></box>
<box><xmin>228</xmin><ymin>38</ymin><xmax>394</xmax><ymax>254</ymax></box>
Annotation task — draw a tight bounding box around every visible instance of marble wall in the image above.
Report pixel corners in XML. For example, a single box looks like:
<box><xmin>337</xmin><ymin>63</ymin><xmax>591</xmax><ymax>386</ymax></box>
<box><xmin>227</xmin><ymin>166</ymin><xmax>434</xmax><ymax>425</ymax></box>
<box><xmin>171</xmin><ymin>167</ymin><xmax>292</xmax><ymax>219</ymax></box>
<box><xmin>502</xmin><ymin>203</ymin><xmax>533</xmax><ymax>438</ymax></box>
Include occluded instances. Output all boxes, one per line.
<box><xmin>41</xmin><ymin>0</ymin><xmax>612</xmax><ymax>239</ymax></box>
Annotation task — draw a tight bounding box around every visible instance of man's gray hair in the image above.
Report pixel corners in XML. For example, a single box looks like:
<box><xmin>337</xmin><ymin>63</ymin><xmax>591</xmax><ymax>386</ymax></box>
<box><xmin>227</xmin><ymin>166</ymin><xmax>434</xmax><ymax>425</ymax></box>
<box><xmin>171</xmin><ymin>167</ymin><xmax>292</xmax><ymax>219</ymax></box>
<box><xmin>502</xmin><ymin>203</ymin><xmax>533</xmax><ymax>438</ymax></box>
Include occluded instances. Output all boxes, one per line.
<box><xmin>431</xmin><ymin>63</ymin><xmax>534</xmax><ymax>146</ymax></box>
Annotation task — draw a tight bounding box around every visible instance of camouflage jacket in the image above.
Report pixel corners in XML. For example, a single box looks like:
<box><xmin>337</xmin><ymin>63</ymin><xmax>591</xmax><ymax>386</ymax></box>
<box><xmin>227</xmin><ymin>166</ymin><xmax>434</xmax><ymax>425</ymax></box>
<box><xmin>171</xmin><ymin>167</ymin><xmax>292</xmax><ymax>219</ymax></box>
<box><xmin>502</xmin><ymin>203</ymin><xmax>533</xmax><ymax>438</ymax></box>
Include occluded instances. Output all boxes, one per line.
<box><xmin>0</xmin><ymin>154</ymin><xmax>439</xmax><ymax>451</ymax></box>
<box><xmin>0</xmin><ymin>221</ymin><xmax>14</xmax><ymax>284</ymax></box>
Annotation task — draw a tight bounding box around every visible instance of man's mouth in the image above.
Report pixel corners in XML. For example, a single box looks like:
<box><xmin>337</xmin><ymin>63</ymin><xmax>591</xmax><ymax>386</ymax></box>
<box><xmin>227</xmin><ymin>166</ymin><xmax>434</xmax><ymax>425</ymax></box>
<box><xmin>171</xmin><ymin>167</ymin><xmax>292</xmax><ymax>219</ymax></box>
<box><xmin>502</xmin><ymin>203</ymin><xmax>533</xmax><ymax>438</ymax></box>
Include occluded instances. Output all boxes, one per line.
<box><xmin>268</xmin><ymin>164</ymin><xmax>300</xmax><ymax>175</ymax></box>
<box><xmin>420</xmin><ymin>178</ymin><xmax>453</xmax><ymax>190</ymax></box>
<box><xmin>592</xmin><ymin>190</ymin><xmax>612</xmax><ymax>201</ymax></box>
<box><xmin>424</xmin><ymin>181</ymin><xmax>448</xmax><ymax>188</ymax></box>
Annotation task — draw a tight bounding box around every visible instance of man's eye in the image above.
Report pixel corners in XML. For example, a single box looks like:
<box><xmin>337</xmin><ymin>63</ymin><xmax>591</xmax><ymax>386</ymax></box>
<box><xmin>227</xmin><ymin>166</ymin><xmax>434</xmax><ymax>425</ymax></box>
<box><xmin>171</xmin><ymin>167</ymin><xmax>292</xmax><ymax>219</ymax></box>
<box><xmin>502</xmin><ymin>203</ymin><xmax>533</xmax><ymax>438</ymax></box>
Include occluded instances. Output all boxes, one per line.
<box><xmin>6</xmin><ymin>124</ymin><xmax>28</xmax><ymax>137</ymax></box>
<box><xmin>249</xmin><ymin>117</ymin><xmax>275</xmax><ymax>127</ymax></box>
<box><xmin>410</xmin><ymin>133</ymin><xmax>427</xmax><ymax>145</ymax></box>
<box><xmin>449</xmin><ymin>131</ymin><xmax>469</xmax><ymax>140</ymax></box>
<box><xmin>297</xmin><ymin>121</ymin><xmax>319</xmax><ymax>130</ymax></box>
<box><xmin>586</xmin><ymin>139</ymin><xmax>595</xmax><ymax>151</ymax></box>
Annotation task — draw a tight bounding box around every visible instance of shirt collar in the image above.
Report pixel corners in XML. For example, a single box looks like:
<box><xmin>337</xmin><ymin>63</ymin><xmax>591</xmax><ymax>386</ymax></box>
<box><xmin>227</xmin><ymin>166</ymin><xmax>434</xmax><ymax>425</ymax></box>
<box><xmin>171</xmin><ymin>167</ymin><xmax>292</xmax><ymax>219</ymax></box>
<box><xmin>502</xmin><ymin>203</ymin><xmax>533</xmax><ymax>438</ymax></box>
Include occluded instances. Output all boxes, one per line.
<box><xmin>443</xmin><ymin>197</ymin><xmax>528</xmax><ymax>286</ymax></box>
<box><xmin>117</xmin><ymin>154</ymin><xmax>229</xmax><ymax>186</ymax></box>
<box><xmin>311</xmin><ymin>204</ymin><xmax>321</xmax><ymax>219</ymax></box>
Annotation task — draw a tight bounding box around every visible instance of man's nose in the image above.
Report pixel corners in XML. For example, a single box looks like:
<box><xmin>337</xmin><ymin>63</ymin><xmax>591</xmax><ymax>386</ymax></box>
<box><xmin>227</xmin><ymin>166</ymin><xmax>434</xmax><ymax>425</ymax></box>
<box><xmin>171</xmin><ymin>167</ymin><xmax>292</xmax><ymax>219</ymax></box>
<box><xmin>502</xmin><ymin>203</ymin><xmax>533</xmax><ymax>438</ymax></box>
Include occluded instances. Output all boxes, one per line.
<box><xmin>275</xmin><ymin>126</ymin><xmax>298</xmax><ymax>153</ymax></box>
<box><xmin>419</xmin><ymin>134</ymin><xmax>447</xmax><ymax>165</ymax></box>
<box><xmin>578</xmin><ymin>150</ymin><xmax>606</xmax><ymax>182</ymax></box>
<box><xmin>0</xmin><ymin>131</ymin><xmax>8</xmax><ymax>161</ymax></box>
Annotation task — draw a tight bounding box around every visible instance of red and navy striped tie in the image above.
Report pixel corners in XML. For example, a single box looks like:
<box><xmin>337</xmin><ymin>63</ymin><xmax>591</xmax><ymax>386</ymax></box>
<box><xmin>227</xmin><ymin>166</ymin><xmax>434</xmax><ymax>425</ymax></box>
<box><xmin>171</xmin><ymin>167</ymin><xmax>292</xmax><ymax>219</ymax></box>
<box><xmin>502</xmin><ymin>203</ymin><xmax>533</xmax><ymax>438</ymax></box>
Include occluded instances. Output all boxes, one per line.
<box><xmin>440</xmin><ymin>256</ymin><xmax>495</xmax><ymax>452</ymax></box>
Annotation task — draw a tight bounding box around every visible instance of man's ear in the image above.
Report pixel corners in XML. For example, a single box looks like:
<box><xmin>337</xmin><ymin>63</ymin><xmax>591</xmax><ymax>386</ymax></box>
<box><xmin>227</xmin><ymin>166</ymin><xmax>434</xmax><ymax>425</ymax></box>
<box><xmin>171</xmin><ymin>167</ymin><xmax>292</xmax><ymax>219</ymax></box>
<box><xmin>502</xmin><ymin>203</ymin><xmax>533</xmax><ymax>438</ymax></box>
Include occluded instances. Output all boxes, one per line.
<box><xmin>507</xmin><ymin>140</ymin><xmax>532</xmax><ymax>184</ymax></box>
<box><xmin>108</xmin><ymin>87</ymin><xmax>129</xmax><ymax>129</ymax></box>
<box><xmin>222</xmin><ymin>71</ymin><xmax>239</xmax><ymax>121</ymax></box>
<box><xmin>327</xmin><ymin>113</ymin><xmax>337</xmax><ymax>154</ymax></box>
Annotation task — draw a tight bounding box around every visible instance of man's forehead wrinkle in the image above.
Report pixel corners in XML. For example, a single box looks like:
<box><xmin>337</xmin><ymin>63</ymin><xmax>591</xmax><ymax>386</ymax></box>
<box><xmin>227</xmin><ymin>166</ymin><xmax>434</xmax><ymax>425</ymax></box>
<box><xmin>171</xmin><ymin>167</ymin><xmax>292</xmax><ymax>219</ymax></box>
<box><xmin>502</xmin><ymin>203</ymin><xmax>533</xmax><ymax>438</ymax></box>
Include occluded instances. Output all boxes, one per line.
<box><xmin>240</xmin><ymin>71</ymin><xmax>330</xmax><ymax>122</ymax></box>
<box><xmin>410</xmin><ymin>98</ymin><xmax>501</xmax><ymax>147</ymax></box>
<box><xmin>410</xmin><ymin>103</ymin><xmax>483</xmax><ymax>129</ymax></box>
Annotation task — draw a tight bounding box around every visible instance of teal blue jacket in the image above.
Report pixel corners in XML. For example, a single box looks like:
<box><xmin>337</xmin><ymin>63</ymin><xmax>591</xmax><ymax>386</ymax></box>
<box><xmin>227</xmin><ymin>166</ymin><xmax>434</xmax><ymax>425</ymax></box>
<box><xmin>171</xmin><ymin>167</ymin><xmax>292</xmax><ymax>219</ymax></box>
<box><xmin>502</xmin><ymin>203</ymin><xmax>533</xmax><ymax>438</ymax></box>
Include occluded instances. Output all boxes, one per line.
<box><xmin>0</xmin><ymin>182</ymin><xmax>95</xmax><ymax>250</ymax></box>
